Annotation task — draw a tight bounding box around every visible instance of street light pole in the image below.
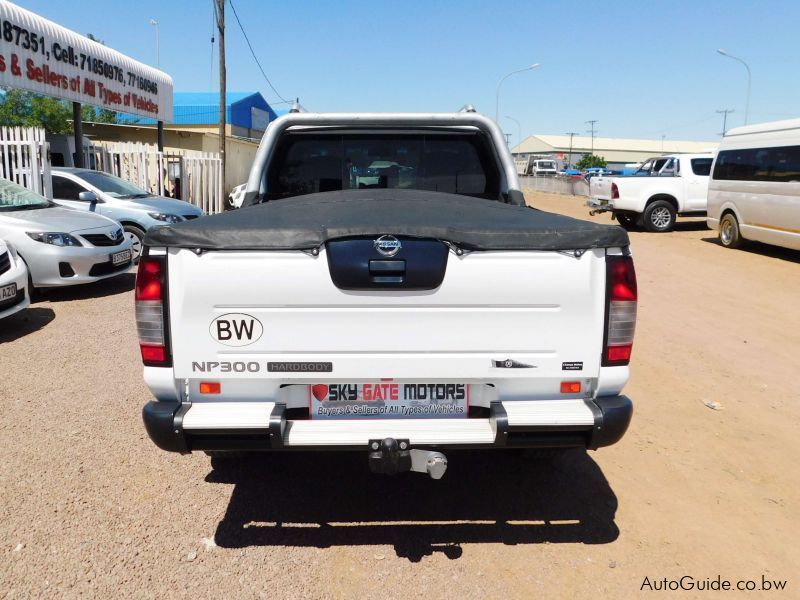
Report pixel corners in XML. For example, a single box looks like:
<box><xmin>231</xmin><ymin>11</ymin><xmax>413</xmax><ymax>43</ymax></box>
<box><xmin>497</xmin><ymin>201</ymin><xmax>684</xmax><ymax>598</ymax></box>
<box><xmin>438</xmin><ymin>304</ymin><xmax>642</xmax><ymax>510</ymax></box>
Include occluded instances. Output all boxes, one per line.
<box><xmin>717</xmin><ymin>49</ymin><xmax>751</xmax><ymax>125</ymax></box>
<box><xmin>149</xmin><ymin>19</ymin><xmax>159</xmax><ymax>68</ymax></box>
<box><xmin>495</xmin><ymin>64</ymin><xmax>539</xmax><ymax>123</ymax></box>
<box><xmin>505</xmin><ymin>115</ymin><xmax>522</xmax><ymax>152</ymax></box>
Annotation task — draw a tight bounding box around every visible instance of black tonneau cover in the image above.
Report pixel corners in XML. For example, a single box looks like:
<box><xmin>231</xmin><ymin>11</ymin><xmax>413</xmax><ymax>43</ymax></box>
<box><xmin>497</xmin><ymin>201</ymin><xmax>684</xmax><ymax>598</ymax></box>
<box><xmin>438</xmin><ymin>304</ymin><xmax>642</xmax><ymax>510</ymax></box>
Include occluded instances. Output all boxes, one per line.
<box><xmin>145</xmin><ymin>190</ymin><xmax>629</xmax><ymax>251</ymax></box>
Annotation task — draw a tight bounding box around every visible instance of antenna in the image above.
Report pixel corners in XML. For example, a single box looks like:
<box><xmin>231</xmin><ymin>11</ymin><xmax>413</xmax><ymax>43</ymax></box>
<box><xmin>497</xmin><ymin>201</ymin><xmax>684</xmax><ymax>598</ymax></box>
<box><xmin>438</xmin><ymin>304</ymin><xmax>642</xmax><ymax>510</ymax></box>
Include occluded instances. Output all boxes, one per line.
<box><xmin>289</xmin><ymin>99</ymin><xmax>307</xmax><ymax>113</ymax></box>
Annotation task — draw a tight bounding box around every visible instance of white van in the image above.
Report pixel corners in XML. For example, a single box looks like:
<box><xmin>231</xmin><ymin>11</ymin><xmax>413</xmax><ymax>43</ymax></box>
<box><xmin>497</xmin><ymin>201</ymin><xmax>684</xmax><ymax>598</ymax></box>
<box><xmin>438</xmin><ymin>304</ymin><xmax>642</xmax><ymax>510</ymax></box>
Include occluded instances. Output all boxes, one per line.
<box><xmin>708</xmin><ymin>119</ymin><xmax>800</xmax><ymax>251</ymax></box>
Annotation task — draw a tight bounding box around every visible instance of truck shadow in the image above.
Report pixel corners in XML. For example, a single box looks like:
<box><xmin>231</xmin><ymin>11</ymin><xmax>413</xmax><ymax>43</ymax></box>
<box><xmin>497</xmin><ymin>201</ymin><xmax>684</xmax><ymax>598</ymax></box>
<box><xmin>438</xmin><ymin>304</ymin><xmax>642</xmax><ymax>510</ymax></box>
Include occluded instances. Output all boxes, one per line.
<box><xmin>701</xmin><ymin>237</ymin><xmax>800</xmax><ymax>264</ymax></box>
<box><xmin>624</xmin><ymin>220</ymin><xmax>708</xmax><ymax>233</ymax></box>
<box><xmin>36</xmin><ymin>272</ymin><xmax>136</xmax><ymax>303</ymax></box>
<box><xmin>207</xmin><ymin>448</ymin><xmax>619</xmax><ymax>561</ymax></box>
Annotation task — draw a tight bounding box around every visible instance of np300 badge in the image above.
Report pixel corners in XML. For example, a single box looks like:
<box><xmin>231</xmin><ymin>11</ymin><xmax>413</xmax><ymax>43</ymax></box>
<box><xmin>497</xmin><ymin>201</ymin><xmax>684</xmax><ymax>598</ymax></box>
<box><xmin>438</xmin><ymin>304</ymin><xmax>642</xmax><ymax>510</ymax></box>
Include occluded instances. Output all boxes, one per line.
<box><xmin>374</xmin><ymin>235</ymin><xmax>402</xmax><ymax>257</ymax></box>
<box><xmin>209</xmin><ymin>313</ymin><xmax>263</xmax><ymax>347</ymax></box>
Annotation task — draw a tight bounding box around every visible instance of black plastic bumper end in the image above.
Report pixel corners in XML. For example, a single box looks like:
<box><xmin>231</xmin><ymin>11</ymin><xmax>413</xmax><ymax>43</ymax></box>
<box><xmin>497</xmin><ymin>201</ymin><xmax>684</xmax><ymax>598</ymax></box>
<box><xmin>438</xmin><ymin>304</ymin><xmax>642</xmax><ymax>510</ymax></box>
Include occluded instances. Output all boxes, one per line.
<box><xmin>589</xmin><ymin>395</ymin><xmax>633</xmax><ymax>449</ymax></box>
<box><xmin>142</xmin><ymin>401</ymin><xmax>189</xmax><ymax>454</ymax></box>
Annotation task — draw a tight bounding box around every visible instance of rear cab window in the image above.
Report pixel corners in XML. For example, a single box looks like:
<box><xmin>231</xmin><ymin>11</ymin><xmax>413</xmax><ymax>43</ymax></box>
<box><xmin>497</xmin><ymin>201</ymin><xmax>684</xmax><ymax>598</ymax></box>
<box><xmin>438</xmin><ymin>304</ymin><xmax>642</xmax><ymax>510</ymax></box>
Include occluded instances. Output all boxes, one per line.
<box><xmin>690</xmin><ymin>158</ymin><xmax>713</xmax><ymax>176</ymax></box>
<box><xmin>265</xmin><ymin>132</ymin><xmax>501</xmax><ymax>201</ymax></box>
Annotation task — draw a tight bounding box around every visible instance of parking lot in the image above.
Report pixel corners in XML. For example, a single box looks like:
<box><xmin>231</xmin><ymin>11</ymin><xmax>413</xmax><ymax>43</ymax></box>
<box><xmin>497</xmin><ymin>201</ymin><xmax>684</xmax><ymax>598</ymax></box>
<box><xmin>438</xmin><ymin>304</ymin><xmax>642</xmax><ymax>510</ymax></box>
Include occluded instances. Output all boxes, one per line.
<box><xmin>1</xmin><ymin>190</ymin><xmax>798</xmax><ymax>599</ymax></box>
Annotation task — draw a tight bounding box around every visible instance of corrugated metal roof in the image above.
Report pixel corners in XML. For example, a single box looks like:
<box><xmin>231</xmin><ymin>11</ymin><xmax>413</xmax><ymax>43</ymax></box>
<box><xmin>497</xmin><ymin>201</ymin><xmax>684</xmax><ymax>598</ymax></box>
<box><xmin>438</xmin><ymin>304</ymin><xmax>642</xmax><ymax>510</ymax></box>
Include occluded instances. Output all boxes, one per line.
<box><xmin>116</xmin><ymin>91</ymin><xmax>280</xmax><ymax>128</ymax></box>
<box><xmin>512</xmin><ymin>134</ymin><xmax>716</xmax><ymax>156</ymax></box>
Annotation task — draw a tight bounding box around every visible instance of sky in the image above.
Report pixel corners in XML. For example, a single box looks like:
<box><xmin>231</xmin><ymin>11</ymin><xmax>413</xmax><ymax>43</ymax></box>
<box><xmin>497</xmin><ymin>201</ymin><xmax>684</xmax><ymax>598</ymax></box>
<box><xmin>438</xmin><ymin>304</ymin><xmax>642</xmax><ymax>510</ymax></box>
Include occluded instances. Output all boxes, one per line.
<box><xmin>19</xmin><ymin>0</ymin><xmax>800</xmax><ymax>146</ymax></box>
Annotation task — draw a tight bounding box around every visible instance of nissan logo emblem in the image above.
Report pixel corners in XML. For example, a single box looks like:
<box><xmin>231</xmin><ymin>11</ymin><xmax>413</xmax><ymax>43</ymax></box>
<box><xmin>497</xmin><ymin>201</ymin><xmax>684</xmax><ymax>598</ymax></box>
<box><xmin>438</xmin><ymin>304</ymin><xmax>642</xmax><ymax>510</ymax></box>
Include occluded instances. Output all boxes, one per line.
<box><xmin>374</xmin><ymin>235</ymin><xmax>402</xmax><ymax>257</ymax></box>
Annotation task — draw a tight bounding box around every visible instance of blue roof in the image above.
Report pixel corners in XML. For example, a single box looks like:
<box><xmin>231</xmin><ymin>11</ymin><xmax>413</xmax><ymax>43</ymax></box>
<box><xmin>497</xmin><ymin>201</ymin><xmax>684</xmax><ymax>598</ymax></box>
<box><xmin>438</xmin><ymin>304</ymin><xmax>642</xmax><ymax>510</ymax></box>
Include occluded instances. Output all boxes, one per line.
<box><xmin>174</xmin><ymin>92</ymin><xmax>255</xmax><ymax>105</ymax></box>
<box><xmin>117</xmin><ymin>92</ymin><xmax>279</xmax><ymax>130</ymax></box>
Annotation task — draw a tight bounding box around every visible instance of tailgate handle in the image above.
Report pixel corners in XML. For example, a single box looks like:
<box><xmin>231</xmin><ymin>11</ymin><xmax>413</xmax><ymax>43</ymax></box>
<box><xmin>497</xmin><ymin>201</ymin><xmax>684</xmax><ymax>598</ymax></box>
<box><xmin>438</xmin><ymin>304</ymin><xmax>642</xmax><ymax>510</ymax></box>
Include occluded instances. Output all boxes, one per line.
<box><xmin>369</xmin><ymin>259</ymin><xmax>405</xmax><ymax>273</ymax></box>
<box><xmin>369</xmin><ymin>259</ymin><xmax>405</xmax><ymax>283</ymax></box>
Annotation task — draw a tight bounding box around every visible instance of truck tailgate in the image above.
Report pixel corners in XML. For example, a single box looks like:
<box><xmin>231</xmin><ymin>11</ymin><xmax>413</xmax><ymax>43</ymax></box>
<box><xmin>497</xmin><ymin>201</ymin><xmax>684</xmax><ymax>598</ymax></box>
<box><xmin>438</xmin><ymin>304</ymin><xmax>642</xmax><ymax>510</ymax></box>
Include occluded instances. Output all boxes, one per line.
<box><xmin>166</xmin><ymin>247</ymin><xmax>607</xmax><ymax>384</ymax></box>
<box><xmin>590</xmin><ymin>176</ymin><xmax>614</xmax><ymax>201</ymax></box>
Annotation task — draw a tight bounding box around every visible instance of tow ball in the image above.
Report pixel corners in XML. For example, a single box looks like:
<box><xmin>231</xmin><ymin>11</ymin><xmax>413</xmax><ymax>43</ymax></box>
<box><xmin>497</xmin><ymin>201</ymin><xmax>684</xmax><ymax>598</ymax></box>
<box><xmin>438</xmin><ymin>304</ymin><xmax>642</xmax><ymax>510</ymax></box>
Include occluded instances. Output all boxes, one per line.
<box><xmin>368</xmin><ymin>438</ymin><xmax>448</xmax><ymax>479</ymax></box>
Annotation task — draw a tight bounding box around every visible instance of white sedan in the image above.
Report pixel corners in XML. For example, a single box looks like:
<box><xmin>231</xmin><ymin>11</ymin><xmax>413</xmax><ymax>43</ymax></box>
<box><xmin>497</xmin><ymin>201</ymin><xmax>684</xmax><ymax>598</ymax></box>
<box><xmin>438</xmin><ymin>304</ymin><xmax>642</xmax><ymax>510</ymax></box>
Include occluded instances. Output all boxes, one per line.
<box><xmin>0</xmin><ymin>178</ymin><xmax>133</xmax><ymax>290</ymax></box>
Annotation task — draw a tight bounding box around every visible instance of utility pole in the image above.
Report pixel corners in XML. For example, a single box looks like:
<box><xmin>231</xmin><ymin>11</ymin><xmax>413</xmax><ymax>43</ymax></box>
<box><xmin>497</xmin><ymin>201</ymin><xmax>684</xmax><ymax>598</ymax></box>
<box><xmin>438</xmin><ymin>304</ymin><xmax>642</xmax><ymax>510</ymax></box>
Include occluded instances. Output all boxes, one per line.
<box><xmin>215</xmin><ymin>0</ymin><xmax>226</xmax><ymax>193</ymax></box>
<box><xmin>565</xmin><ymin>132</ymin><xmax>578</xmax><ymax>168</ymax></box>
<box><xmin>716</xmin><ymin>108</ymin><xmax>735</xmax><ymax>136</ymax></box>
<box><xmin>585</xmin><ymin>120</ymin><xmax>598</xmax><ymax>155</ymax></box>
<box><xmin>504</xmin><ymin>133</ymin><xmax>512</xmax><ymax>147</ymax></box>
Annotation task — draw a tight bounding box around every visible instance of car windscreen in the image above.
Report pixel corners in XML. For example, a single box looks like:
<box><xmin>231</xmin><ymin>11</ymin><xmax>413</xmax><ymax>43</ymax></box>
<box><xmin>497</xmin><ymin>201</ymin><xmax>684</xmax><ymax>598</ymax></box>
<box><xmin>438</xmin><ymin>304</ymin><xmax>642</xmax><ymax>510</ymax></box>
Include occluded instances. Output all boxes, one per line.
<box><xmin>73</xmin><ymin>171</ymin><xmax>150</xmax><ymax>198</ymax></box>
<box><xmin>266</xmin><ymin>133</ymin><xmax>500</xmax><ymax>201</ymax></box>
<box><xmin>0</xmin><ymin>178</ymin><xmax>52</xmax><ymax>211</ymax></box>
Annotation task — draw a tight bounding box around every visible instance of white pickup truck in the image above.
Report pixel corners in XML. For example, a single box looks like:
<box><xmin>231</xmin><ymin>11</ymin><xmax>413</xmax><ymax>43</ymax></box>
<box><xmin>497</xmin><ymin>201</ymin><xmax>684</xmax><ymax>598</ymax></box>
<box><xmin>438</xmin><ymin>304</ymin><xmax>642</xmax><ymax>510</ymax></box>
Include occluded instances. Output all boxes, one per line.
<box><xmin>587</xmin><ymin>154</ymin><xmax>713</xmax><ymax>232</ymax></box>
<box><xmin>138</xmin><ymin>110</ymin><xmax>636</xmax><ymax>479</ymax></box>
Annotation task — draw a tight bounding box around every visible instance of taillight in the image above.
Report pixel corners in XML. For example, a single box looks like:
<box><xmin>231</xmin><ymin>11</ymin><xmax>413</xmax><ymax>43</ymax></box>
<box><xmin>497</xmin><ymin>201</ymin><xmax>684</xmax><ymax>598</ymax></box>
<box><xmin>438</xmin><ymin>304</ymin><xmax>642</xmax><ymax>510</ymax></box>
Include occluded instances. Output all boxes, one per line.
<box><xmin>611</xmin><ymin>183</ymin><xmax>619</xmax><ymax>200</ymax></box>
<box><xmin>603</xmin><ymin>255</ymin><xmax>637</xmax><ymax>366</ymax></box>
<box><xmin>135</xmin><ymin>255</ymin><xmax>171</xmax><ymax>367</ymax></box>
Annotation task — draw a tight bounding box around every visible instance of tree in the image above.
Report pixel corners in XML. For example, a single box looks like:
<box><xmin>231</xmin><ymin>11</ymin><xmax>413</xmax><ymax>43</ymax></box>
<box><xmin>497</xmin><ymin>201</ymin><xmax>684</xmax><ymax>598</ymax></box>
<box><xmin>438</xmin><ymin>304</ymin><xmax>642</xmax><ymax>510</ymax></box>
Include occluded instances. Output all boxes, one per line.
<box><xmin>575</xmin><ymin>154</ymin><xmax>607</xmax><ymax>170</ymax></box>
<box><xmin>0</xmin><ymin>89</ymin><xmax>71</xmax><ymax>134</ymax></box>
<box><xmin>82</xmin><ymin>105</ymin><xmax>119</xmax><ymax>124</ymax></box>
<box><xmin>0</xmin><ymin>88</ymin><xmax>118</xmax><ymax>133</ymax></box>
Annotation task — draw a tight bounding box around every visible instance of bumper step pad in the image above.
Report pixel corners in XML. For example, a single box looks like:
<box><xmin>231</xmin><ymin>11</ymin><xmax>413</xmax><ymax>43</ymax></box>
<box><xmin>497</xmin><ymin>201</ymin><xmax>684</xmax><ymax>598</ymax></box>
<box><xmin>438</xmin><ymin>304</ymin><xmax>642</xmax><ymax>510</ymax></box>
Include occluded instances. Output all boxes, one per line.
<box><xmin>143</xmin><ymin>397</ymin><xmax>631</xmax><ymax>453</ymax></box>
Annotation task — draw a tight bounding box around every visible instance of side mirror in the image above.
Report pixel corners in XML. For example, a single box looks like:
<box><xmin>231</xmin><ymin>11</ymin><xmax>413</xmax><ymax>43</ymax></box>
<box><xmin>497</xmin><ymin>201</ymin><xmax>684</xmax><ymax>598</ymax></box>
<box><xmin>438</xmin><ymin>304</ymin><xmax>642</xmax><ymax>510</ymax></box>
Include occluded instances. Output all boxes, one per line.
<box><xmin>78</xmin><ymin>191</ymin><xmax>99</xmax><ymax>203</ymax></box>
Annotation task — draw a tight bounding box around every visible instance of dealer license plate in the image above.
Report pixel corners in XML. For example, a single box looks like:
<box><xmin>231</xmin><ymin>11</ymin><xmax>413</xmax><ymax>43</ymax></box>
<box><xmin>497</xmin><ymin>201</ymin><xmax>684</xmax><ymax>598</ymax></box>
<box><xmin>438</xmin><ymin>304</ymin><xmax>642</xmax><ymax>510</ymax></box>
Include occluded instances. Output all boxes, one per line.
<box><xmin>111</xmin><ymin>249</ymin><xmax>132</xmax><ymax>266</ymax></box>
<box><xmin>1</xmin><ymin>282</ymin><xmax>16</xmax><ymax>300</ymax></box>
<box><xmin>309</xmin><ymin>382</ymin><xmax>469</xmax><ymax>419</ymax></box>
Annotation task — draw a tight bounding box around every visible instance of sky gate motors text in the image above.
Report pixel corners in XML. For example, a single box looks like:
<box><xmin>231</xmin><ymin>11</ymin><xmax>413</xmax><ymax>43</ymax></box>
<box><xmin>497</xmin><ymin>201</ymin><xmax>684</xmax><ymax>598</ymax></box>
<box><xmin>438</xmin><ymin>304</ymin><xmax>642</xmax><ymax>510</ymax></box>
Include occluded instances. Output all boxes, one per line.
<box><xmin>322</xmin><ymin>383</ymin><xmax>467</xmax><ymax>402</ymax></box>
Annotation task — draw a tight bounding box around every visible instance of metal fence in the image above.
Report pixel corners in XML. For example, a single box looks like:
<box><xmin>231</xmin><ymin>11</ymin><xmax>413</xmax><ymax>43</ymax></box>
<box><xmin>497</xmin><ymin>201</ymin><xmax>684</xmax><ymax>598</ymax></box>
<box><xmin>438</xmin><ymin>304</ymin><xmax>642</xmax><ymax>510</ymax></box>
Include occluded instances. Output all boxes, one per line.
<box><xmin>0</xmin><ymin>128</ymin><xmax>225</xmax><ymax>213</ymax></box>
<box><xmin>92</xmin><ymin>142</ymin><xmax>224</xmax><ymax>214</ymax></box>
<box><xmin>0</xmin><ymin>127</ymin><xmax>52</xmax><ymax>199</ymax></box>
<box><xmin>520</xmin><ymin>176</ymin><xmax>589</xmax><ymax>197</ymax></box>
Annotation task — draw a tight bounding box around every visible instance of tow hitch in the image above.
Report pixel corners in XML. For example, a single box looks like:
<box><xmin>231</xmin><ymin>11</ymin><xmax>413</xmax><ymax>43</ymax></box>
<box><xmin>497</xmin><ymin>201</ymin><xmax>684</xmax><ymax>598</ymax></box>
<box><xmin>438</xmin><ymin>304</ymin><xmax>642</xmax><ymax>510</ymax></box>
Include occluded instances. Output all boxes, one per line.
<box><xmin>588</xmin><ymin>205</ymin><xmax>613</xmax><ymax>216</ymax></box>
<box><xmin>368</xmin><ymin>438</ymin><xmax>448</xmax><ymax>479</ymax></box>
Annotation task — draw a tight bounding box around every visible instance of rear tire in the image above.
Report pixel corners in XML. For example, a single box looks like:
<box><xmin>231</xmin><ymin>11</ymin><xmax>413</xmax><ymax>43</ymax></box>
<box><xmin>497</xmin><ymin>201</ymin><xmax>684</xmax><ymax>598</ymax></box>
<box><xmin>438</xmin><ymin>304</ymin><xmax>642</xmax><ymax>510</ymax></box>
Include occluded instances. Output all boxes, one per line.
<box><xmin>719</xmin><ymin>213</ymin><xmax>743</xmax><ymax>248</ymax></box>
<box><xmin>123</xmin><ymin>225</ymin><xmax>145</xmax><ymax>264</ymax></box>
<box><xmin>614</xmin><ymin>213</ymin><xmax>636</xmax><ymax>230</ymax></box>
<box><xmin>643</xmin><ymin>200</ymin><xmax>676</xmax><ymax>232</ymax></box>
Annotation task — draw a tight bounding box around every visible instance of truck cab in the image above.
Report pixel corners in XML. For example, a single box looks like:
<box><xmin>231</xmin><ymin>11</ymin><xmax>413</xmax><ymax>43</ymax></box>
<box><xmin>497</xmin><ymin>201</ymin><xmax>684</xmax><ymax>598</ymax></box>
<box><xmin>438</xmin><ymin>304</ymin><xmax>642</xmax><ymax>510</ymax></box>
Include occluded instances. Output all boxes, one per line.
<box><xmin>532</xmin><ymin>159</ymin><xmax>558</xmax><ymax>176</ymax></box>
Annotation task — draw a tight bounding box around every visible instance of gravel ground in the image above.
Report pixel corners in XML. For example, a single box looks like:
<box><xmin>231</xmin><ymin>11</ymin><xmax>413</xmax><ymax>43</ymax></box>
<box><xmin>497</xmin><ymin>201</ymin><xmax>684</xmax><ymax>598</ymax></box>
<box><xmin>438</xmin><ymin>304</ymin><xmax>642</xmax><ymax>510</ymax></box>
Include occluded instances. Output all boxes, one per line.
<box><xmin>1</xmin><ymin>192</ymin><xmax>798</xmax><ymax>598</ymax></box>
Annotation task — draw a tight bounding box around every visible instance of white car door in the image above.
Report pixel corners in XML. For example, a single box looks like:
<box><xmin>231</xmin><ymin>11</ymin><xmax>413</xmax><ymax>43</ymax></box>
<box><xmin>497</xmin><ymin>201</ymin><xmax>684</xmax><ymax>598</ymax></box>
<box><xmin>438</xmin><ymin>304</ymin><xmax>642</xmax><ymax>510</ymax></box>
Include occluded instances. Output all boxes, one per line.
<box><xmin>683</xmin><ymin>158</ymin><xmax>712</xmax><ymax>211</ymax></box>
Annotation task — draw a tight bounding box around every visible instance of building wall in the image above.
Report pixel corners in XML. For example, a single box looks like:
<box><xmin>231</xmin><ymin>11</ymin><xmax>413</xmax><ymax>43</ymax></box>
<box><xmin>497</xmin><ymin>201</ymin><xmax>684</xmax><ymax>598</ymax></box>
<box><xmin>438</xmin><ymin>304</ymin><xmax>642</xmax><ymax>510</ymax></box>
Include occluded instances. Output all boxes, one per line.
<box><xmin>200</xmin><ymin>134</ymin><xmax>258</xmax><ymax>189</ymax></box>
<box><xmin>81</xmin><ymin>123</ymin><xmax>258</xmax><ymax>194</ymax></box>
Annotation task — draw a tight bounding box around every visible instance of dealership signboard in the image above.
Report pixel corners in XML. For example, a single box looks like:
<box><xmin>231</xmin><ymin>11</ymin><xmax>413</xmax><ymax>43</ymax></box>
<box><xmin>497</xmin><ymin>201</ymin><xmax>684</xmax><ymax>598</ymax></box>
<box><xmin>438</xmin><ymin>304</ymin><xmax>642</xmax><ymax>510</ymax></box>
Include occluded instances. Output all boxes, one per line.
<box><xmin>0</xmin><ymin>1</ymin><xmax>173</xmax><ymax>122</ymax></box>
